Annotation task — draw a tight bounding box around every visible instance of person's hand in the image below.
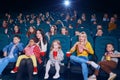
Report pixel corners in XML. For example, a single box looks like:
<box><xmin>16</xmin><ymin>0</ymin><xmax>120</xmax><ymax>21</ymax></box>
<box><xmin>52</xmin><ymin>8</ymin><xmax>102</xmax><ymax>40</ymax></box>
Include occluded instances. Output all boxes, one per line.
<box><xmin>78</xmin><ymin>44</ymin><xmax>84</xmax><ymax>53</ymax></box>
<box><xmin>26</xmin><ymin>53</ymin><xmax>31</xmax><ymax>57</ymax></box>
<box><xmin>40</xmin><ymin>37</ymin><xmax>43</xmax><ymax>41</ymax></box>
<box><xmin>54</xmin><ymin>56</ymin><xmax>58</xmax><ymax>60</ymax></box>
<box><xmin>3</xmin><ymin>52</ymin><xmax>7</xmax><ymax>57</ymax></box>
<box><xmin>109</xmin><ymin>54</ymin><xmax>120</xmax><ymax>57</ymax></box>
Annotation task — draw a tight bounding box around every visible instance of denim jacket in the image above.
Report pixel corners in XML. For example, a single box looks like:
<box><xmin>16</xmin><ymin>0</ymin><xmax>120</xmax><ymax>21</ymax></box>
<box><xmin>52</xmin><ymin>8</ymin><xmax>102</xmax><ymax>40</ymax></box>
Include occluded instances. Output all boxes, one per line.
<box><xmin>3</xmin><ymin>42</ymin><xmax>24</xmax><ymax>60</ymax></box>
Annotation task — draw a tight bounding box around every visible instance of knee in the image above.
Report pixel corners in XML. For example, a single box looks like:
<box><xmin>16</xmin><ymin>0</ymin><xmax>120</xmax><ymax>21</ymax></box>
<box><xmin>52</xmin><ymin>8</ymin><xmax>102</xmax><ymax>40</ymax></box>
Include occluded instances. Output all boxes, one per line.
<box><xmin>18</xmin><ymin>56</ymin><xmax>23</xmax><ymax>60</ymax></box>
<box><xmin>55</xmin><ymin>61</ymin><xmax>59</xmax><ymax>65</ymax></box>
<box><xmin>81</xmin><ymin>63</ymin><xmax>88</xmax><ymax>68</ymax></box>
<box><xmin>26</xmin><ymin>59</ymin><xmax>33</xmax><ymax>65</ymax></box>
<box><xmin>98</xmin><ymin>62</ymin><xmax>102</xmax><ymax>66</ymax></box>
<box><xmin>20</xmin><ymin>59</ymin><xmax>26</xmax><ymax>65</ymax></box>
<box><xmin>81</xmin><ymin>63</ymin><xmax>88</xmax><ymax>72</ymax></box>
<box><xmin>70</xmin><ymin>55</ymin><xmax>76</xmax><ymax>60</ymax></box>
<box><xmin>4</xmin><ymin>59</ymin><xmax>9</xmax><ymax>63</ymax></box>
<box><xmin>47</xmin><ymin>60</ymin><xmax>51</xmax><ymax>64</ymax></box>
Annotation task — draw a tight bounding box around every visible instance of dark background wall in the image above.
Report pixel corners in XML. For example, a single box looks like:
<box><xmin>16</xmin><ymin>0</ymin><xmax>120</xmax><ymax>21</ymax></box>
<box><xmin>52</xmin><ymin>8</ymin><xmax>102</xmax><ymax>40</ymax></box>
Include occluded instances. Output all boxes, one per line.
<box><xmin>0</xmin><ymin>0</ymin><xmax>119</xmax><ymax>14</ymax></box>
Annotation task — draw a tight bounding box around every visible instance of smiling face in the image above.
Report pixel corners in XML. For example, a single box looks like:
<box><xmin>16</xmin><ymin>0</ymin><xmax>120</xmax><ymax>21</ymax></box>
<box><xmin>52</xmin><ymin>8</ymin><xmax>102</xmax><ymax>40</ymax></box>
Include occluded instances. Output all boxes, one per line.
<box><xmin>14</xmin><ymin>25</ymin><xmax>19</xmax><ymax>32</ymax></box>
<box><xmin>29</xmin><ymin>39</ymin><xmax>35</xmax><ymax>46</ymax></box>
<box><xmin>79</xmin><ymin>33</ymin><xmax>86</xmax><ymax>42</ymax></box>
<box><xmin>61</xmin><ymin>28</ymin><xmax>67</xmax><ymax>35</ymax></box>
<box><xmin>29</xmin><ymin>26</ymin><xmax>34</xmax><ymax>33</ymax></box>
<box><xmin>51</xmin><ymin>26</ymin><xmax>55</xmax><ymax>32</ymax></box>
<box><xmin>106</xmin><ymin>44</ymin><xmax>114</xmax><ymax>52</ymax></box>
<box><xmin>53</xmin><ymin>41</ymin><xmax>59</xmax><ymax>49</ymax></box>
<box><xmin>51</xmin><ymin>40</ymin><xmax>61</xmax><ymax>51</ymax></box>
<box><xmin>36</xmin><ymin>30</ymin><xmax>43</xmax><ymax>40</ymax></box>
<box><xmin>13</xmin><ymin>37</ymin><xmax>20</xmax><ymax>44</ymax></box>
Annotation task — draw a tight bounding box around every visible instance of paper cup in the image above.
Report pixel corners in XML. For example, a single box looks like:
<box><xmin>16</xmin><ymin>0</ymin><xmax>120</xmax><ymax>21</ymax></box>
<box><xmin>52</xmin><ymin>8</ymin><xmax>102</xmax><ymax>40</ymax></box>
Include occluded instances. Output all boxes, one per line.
<box><xmin>66</xmin><ymin>52</ymin><xmax>71</xmax><ymax>57</ymax></box>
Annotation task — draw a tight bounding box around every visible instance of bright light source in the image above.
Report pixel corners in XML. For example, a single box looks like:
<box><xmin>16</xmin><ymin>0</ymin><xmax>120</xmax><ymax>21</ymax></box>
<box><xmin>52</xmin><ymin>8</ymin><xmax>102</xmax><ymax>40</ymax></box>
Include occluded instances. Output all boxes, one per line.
<box><xmin>64</xmin><ymin>0</ymin><xmax>70</xmax><ymax>6</ymax></box>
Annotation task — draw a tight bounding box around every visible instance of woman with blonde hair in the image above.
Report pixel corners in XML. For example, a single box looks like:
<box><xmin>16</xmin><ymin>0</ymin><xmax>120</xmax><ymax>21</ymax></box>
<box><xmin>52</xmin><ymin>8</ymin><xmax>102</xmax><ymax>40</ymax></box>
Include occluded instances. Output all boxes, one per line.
<box><xmin>68</xmin><ymin>32</ymin><xmax>99</xmax><ymax>80</ymax></box>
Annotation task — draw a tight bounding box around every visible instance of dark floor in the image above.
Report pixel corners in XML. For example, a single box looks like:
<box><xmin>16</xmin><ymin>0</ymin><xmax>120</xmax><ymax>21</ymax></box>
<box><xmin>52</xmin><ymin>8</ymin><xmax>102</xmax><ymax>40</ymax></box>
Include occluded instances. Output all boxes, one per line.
<box><xmin>1</xmin><ymin>69</ymin><xmax>120</xmax><ymax>80</ymax></box>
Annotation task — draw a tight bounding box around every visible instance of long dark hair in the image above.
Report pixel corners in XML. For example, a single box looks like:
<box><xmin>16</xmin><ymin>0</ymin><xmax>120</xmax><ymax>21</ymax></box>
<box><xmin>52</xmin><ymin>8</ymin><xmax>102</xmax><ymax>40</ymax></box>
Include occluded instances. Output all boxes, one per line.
<box><xmin>36</xmin><ymin>29</ymin><xmax>47</xmax><ymax>45</ymax></box>
<box><xmin>26</xmin><ymin>26</ymin><xmax>36</xmax><ymax>37</ymax></box>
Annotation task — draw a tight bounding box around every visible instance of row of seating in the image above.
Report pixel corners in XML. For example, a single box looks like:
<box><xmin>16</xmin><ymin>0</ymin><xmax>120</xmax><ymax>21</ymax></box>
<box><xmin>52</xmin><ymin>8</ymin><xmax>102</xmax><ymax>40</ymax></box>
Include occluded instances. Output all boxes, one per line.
<box><xmin>0</xmin><ymin>28</ymin><xmax>120</xmax><ymax>80</ymax></box>
<box><xmin>0</xmin><ymin>34</ymin><xmax>119</xmax><ymax>62</ymax></box>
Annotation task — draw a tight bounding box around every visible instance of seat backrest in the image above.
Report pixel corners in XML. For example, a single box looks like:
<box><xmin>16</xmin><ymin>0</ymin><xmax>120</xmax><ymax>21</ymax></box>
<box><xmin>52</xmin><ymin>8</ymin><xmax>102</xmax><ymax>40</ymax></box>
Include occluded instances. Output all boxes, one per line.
<box><xmin>0</xmin><ymin>34</ymin><xmax>10</xmax><ymax>51</ymax></box>
<box><xmin>95</xmin><ymin>36</ymin><xmax>118</xmax><ymax>62</ymax></box>
<box><xmin>9</xmin><ymin>34</ymin><xmax>29</xmax><ymax>47</ymax></box>
<box><xmin>0</xmin><ymin>34</ymin><xmax>10</xmax><ymax>57</ymax></box>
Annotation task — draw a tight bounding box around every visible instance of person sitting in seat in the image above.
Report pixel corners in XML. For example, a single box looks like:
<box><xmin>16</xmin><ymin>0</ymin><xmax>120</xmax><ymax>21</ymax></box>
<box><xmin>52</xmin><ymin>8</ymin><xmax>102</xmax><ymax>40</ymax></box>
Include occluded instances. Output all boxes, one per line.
<box><xmin>11</xmin><ymin>38</ymin><xmax>41</xmax><ymax>75</ymax></box>
<box><xmin>0</xmin><ymin>35</ymin><xmax>24</xmax><ymax>79</ymax></box>
<box><xmin>44</xmin><ymin>40</ymin><xmax>64</xmax><ymax>79</ymax></box>
<box><xmin>88</xmin><ymin>43</ymin><xmax>120</xmax><ymax>80</ymax></box>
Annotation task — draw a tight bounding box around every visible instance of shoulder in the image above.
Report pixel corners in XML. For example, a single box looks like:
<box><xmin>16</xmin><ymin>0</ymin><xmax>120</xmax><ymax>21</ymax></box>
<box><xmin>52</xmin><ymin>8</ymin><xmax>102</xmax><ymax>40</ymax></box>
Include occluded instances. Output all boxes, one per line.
<box><xmin>18</xmin><ymin>43</ymin><xmax>24</xmax><ymax>46</ymax></box>
<box><xmin>75</xmin><ymin>42</ymin><xmax>80</xmax><ymax>45</ymax></box>
<box><xmin>86</xmin><ymin>41</ymin><xmax>91</xmax><ymax>45</ymax></box>
<box><xmin>114</xmin><ymin>50</ymin><xmax>120</xmax><ymax>54</ymax></box>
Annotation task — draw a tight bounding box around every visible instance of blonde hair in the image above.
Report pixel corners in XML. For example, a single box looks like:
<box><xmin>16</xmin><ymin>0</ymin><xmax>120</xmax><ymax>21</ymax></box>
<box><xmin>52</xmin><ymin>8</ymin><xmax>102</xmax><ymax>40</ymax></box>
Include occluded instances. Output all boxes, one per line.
<box><xmin>78</xmin><ymin>31</ymin><xmax>88</xmax><ymax>45</ymax></box>
<box><xmin>50</xmin><ymin>40</ymin><xmax>61</xmax><ymax>50</ymax></box>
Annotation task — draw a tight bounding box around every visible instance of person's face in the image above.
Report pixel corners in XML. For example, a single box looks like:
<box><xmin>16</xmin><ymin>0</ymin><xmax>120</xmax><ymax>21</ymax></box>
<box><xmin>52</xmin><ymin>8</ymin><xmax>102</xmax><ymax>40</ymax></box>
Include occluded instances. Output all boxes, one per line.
<box><xmin>110</xmin><ymin>17</ymin><xmax>115</xmax><ymax>22</ymax></box>
<box><xmin>14</xmin><ymin>26</ymin><xmax>19</xmax><ymax>32</ymax></box>
<box><xmin>53</xmin><ymin>42</ymin><xmax>59</xmax><ymax>49</ymax></box>
<box><xmin>96</xmin><ymin>30</ymin><xmax>103</xmax><ymax>36</ymax></box>
<box><xmin>29</xmin><ymin>27</ymin><xmax>34</xmax><ymax>33</ymax></box>
<box><xmin>61</xmin><ymin>28</ymin><xmax>66</xmax><ymax>35</ymax></box>
<box><xmin>36</xmin><ymin>30</ymin><xmax>42</xmax><ymax>39</ymax></box>
<box><xmin>77</xmin><ymin>19</ymin><xmax>82</xmax><ymax>24</ymax></box>
<box><xmin>79</xmin><ymin>34</ymin><xmax>86</xmax><ymax>42</ymax></box>
<box><xmin>50</xmin><ymin>26</ymin><xmax>55</xmax><ymax>32</ymax></box>
<box><xmin>13</xmin><ymin>37</ymin><xmax>20</xmax><ymax>44</ymax></box>
<box><xmin>37</xmin><ymin>20</ymin><xmax>40</xmax><ymax>23</ymax></box>
<box><xmin>106</xmin><ymin>44</ymin><xmax>114</xmax><ymax>52</ymax></box>
<box><xmin>29</xmin><ymin>39</ymin><xmax>35</xmax><ymax>46</ymax></box>
<box><xmin>104</xmin><ymin>14</ymin><xmax>108</xmax><ymax>18</ymax></box>
<box><xmin>97</xmin><ymin>25</ymin><xmax>102</xmax><ymax>29</ymax></box>
<box><xmin>75</xmin><ymin>31</ymin><xmax>80</xmax><ymax>36</ymax></box>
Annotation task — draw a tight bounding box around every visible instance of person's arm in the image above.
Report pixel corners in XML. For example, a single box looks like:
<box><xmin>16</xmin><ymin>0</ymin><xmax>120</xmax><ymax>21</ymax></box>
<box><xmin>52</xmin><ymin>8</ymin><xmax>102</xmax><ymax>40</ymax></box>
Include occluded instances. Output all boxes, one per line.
<box><xmin>40</xmin><ymin>40</ymin><xmax>47</xmax><ymax>52</ymax></box>
<box><xmin>33</xmin><ymin>45</ymin><xmax>41</xmax><ymax>56</ymax></box>
<box><xmin>17</xmin><ymin>43</ymin><xmax>24</xmax><ymax>52</ymax></box>
<box><xmin>49</xmin><ymin>51</ymin><xmax>52</xmax><ymax>59</ymax></box>
<box><xmin>83</xmin><ymin>42</ymin><xmax>94</xmax><ymax>55</ymax></box>
<box><xmin>58</xmin><ymin>50</ymin><xmax>64</xmax><ymax>61</ymax></box>
<box><xmin>69</xmin><ymin>42</ymin><xmax>78</xmax><ymax>53</ymax></box>
<box><xmin>110</xmin><ymin>51</ymin><xmax>120</xmax><ymax>58</ymax></box>
<box><xmin>2</xmin><ymin>42</ymin><xmax>12</xmax><ymax>57</ymax></box>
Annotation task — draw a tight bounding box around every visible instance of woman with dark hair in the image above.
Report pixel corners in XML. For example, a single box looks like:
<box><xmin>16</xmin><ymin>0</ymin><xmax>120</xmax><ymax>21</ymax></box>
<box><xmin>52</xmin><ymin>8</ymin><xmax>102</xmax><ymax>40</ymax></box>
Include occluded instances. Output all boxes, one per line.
<box><xmin>26</xmin><ymin>26</ymin><xmax>36</xmax><ymax>39</ymax></box>
<box><xmin>60</xmin><ymin>27</ymin><xmax>69</xmax><ymax>36</ymax></box>
<box><xmin>12</xmin><ymin>25</ymin><xmax>21</xmax><ymax>34</ymax></box>
<box><xmin>36</xmin><ymin>29</ymin><xmax>47</xmax><ymax>52</ymax></box>
<box><xmin>45</xmin><ymin>25</ymin><xmax>57</xmax><ymax>40</ymax></box>
<box><xmin>15</xmin><ymin>29</ymin><xmax>48</xmax><ymax>80</ymax></box>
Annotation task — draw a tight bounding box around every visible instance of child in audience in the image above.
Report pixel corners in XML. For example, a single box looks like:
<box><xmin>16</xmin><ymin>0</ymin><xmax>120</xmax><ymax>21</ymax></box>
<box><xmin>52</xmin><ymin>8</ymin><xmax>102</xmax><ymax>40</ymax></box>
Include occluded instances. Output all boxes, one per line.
<box><xmin>11</xmin><ymin>38</ymin><xmax>41</xmax><ymax>75</ymax></box>
<box><xmin>0</xmin><ymin>35</ymin><xmax>24</xmax><ymax>79</ymax></box>
<box><xmin>88</xmin><ymin>43</ymin><xmax>120</xmax><ymax>80</ymax></box>
<box><xmin>44</xmin><ymin>40</ymin><xmax>64</xmax><ymax>79</ymax></box>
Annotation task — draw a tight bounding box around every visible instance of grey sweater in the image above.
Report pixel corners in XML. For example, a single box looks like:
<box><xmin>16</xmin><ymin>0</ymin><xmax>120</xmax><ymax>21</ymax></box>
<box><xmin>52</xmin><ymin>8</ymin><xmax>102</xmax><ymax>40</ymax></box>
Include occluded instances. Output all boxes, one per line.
<box><xmin>49</xmin><ymin>49</ymin><xmax>64</xmax><ymax>63</ymax></box>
